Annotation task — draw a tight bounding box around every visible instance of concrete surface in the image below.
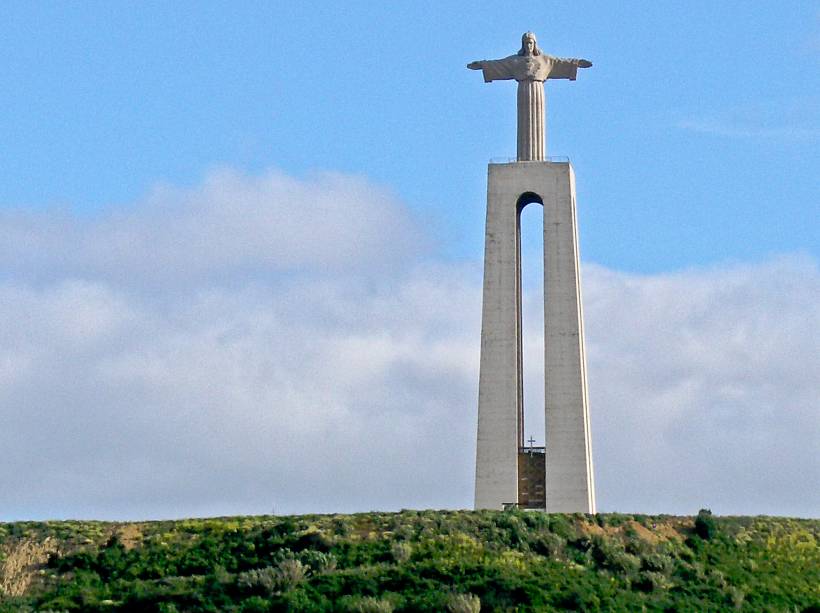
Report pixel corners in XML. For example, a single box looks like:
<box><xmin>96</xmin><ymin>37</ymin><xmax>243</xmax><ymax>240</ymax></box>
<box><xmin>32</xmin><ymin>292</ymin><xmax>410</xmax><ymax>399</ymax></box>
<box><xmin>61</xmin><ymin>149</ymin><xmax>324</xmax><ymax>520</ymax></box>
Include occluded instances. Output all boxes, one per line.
<box><xmin>475</xmin><ymin>161</ymin><xmax>595</xmax><ymax>513</ymax></box>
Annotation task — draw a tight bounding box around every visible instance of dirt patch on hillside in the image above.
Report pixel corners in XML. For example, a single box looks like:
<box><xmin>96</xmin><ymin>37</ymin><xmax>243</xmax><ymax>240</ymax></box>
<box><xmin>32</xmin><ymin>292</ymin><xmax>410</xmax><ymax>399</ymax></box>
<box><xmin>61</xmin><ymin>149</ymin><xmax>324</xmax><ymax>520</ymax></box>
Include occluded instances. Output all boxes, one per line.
<box><xmin>577</xmin><ymin>519</ymin><xmax>685</xmax><ymax>544</ymax></box>
<box><xmin>113</xmin><ymin>523</ymin><xmax>144</xmax><ymax>551</ymax></box>
<box><xmin>0</xmin><ymin>538</ymin><xmax>59</xmax><ymax>598</ymax></box>
<box><xmin>621</xmin><ymin>519</ymin><xmax>686</xmax><ymax>544</ymax></box>
<box><xmin>651</xmin><ymin>521</ymin><xmax>687</xmax><ymax>542</ymax></box>
<box><xmin>577</xmin><ymin>521</ymin><xmax>607</xmax><ymax>537</ymax></box>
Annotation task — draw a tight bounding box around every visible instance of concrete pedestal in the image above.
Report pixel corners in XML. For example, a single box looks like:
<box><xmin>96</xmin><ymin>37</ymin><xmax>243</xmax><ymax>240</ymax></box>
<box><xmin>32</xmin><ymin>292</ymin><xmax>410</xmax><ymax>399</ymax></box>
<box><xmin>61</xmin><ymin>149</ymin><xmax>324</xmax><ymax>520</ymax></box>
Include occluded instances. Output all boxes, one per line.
<box><xmin>475</xmin><ymin>161</ymin><xmax>595</xmax><ymax>513</ymax></box>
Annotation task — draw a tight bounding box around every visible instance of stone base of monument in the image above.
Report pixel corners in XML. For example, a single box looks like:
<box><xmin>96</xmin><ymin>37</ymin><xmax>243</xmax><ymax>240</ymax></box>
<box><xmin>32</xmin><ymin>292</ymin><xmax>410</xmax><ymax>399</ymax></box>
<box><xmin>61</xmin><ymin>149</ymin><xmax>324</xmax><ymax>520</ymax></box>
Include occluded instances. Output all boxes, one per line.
<box><xmin>517</xmin><ymin>446</ymin><xmax>546</xmax><ymax>510</ymax></box>
<box><xmin>475</xmin><ymin>161</ymin><xmax>595</xmax><ymax>514</ymax></box>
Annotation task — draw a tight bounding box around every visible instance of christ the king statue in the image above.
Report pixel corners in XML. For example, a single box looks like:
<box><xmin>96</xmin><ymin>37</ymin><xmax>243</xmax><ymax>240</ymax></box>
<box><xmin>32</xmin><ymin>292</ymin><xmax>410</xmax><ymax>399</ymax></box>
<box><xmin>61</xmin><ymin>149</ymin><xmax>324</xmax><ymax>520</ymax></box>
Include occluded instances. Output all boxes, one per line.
<box><xmin>468</xmin><ymin>32</ymin><xmax>592</xmax><ymax>161</ymax></box>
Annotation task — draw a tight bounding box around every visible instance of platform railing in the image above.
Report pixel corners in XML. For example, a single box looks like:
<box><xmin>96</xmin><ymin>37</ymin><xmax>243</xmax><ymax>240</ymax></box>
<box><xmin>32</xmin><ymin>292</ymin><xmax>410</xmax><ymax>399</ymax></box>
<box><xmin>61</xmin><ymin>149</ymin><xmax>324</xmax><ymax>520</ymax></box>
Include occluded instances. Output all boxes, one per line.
<box><xmin>489</xmin><ymin>156</ymin><xmax>570</xmax><ymax>164</ymax></box>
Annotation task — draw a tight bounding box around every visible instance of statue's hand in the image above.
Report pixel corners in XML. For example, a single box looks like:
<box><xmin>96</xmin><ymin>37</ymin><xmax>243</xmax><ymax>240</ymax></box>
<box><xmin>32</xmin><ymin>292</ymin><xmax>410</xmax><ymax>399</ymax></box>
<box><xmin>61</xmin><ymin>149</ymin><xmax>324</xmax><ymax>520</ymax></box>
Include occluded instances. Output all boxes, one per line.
<box><xmin>578</xmin><ymin>59</ymin><xmax>592</xmax><ymax>68</ymax></box>
<box><xmin>467</xmin><ymin>61</ymin><xmax>483</xmax><ymax>70</ymax></box>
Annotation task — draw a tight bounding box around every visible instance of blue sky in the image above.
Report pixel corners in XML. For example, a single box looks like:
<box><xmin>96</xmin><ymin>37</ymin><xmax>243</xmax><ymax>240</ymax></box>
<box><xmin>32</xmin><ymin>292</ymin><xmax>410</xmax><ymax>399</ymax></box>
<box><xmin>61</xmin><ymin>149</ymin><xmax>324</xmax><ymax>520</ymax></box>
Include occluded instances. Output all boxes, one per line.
<box><xmin>1</xmin><ymin>2</ymin><xmax>818</xmax><ymax>520</ymax></box>
<box><xmin>3</xmin><ymin>1</ymin><xmax>817</xmax><ymax>269</ymax></box>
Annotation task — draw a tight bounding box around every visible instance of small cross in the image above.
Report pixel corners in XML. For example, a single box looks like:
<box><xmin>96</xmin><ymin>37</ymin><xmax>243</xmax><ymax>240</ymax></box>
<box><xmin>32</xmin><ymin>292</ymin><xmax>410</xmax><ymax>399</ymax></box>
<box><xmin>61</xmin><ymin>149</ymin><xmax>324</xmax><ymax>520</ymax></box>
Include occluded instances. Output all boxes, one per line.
<box><xmin>527</xmin><ymin>436</ymin><xmax>536</xmax><ymax>448</ymax></box>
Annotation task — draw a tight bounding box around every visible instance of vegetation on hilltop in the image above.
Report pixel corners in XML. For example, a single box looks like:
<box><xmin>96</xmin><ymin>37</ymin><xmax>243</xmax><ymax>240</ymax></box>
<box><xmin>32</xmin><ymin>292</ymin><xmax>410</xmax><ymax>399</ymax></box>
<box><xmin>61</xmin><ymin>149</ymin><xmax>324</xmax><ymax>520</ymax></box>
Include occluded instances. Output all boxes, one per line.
<box><xmin>0</xmin><ymin>509</ymin><xmax>818</xmax><ymax>612</ymax></box>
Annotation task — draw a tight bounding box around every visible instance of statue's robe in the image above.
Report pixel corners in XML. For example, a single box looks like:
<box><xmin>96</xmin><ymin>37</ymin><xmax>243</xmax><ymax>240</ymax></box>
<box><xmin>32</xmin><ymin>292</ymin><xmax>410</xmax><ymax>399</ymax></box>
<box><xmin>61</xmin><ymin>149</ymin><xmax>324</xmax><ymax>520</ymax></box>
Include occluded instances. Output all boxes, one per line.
<box><xmin>477</xmin><ymin>54</ymin><xmax>584</xmax><ymax>160</ymax></box>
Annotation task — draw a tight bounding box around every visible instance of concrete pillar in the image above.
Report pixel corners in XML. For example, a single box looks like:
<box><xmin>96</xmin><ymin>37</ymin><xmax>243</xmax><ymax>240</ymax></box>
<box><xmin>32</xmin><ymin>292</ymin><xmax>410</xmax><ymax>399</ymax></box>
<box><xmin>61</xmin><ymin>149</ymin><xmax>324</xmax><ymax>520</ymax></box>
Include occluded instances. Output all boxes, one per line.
<box><xmin>475</xmin><ymin>161</ymin><xmax>595</xmax><ymax>513</ymax></box>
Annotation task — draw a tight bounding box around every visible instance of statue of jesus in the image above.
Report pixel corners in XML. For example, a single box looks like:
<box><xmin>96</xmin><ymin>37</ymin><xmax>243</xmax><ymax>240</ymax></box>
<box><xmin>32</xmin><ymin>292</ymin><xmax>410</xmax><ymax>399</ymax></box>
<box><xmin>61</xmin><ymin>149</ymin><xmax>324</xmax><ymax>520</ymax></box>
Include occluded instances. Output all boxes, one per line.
<box><xmin>468</xmin><ymin>32</ymin><xmax>592</xmax><ymax>161</ymax></box>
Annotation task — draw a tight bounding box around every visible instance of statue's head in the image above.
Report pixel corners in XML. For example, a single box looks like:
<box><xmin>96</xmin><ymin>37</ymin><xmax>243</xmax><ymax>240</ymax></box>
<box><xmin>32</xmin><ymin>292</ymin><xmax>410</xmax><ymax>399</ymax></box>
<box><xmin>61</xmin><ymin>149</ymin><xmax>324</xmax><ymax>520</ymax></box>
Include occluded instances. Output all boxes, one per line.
<box><xmin>518</xmin><ymin>32</ymin><xmax>541</xmax><ymax>56</ymax></box>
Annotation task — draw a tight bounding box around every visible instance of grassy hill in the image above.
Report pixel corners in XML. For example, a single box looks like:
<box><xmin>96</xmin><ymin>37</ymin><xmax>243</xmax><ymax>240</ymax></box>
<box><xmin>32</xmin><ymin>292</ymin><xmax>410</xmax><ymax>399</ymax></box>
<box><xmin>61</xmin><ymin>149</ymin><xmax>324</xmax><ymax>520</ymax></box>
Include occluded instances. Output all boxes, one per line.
<box><xmin>0</xmin><ymin>509</ymin><xmax>817</xmax><ymax>612</ymax></box>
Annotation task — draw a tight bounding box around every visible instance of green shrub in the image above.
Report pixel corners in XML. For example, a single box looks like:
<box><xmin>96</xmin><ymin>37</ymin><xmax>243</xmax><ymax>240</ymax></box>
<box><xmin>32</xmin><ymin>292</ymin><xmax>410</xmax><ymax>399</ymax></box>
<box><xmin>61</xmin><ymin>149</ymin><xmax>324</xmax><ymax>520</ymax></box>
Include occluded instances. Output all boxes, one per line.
<box><xmin>446</xmin><ymin>592</ymin><xmax>481</xmax><ymax>613</ymax></box>
<box><xmin>494</xmin><ymin>512</ymin><xmax>528</xmax><ymax>548</ymax></box>
<box><xmin>237</xmin><ymin>559</ymin><xmax>308</xmax><ymax>596</ymax></box>
<box><xmin>634</xmin><ymin>570</ymin><xmax>674</xmax><ymax>592</ymax></box>
<box><xmin>276</xmin><ymin>558</ymin><xmax>309</xmax><ymax>588</ymax></box>
<box><xmin>589</xmin><ymin>535</ymin><xmax>641</xmax><ymax>575</ymax></box>
<box><xmin>299</xmin><ymin>549</ymin><xmax>337</xmax><ymax>573</ymax></box>
<box><xmin>624</xmin><ymin>532</ymin><xmax>652</xmax><ymax>556</ymax></box>
<box><xmin>237</xmin><ymin>566</ymin><xmax>279</xmax><ymax>595</ymax></box>
<box><xmin>695</xmin><ymin>509</ymin><xmax>718</xmax><ymax>540</ymax></box>
<box><xmin>603</xmin><ymin>513</ymin><xmax>629</xmax><ymax>527</ymax></box>
<box><xmin>390</xmin><ymin>541</ymin><xmax>412</xmax><ymax>563</ymax></box>
<box><xmin>239</xmin><ymin>596</ymin><xmax>271</xmax><ymax>613</ymax></box>
<box><xmin>531</xmin><ymin>531</ymin><xmax>565</xmax><ymax>558</ymax></box>
<box><xmin>547</xmin><ymin>515</ymin><xmax>575</xmax><ymax>540</ymax></box>
<box><xmin>3</xmin><ymin>511</ymin><xmax>818</xmax><ymax>612</ymax></box>
<box><xmin>641</xmin><ymin>552</ymin><xmax>674</xmax><ymax>574</ymax></box>
<box><xmin>340</xmin><ymin>595</ymin><xmax>395</xmax><ymax>613</ymax></box>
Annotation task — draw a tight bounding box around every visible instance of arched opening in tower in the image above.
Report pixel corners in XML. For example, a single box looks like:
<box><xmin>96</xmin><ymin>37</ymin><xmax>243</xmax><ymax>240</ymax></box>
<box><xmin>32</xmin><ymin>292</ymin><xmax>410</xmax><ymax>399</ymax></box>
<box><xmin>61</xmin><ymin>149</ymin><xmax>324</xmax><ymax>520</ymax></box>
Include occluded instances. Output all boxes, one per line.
<box><xmin>516</xmin><ymin>191</ymin><xmax>546</xmax><ymax>510</ymax></box>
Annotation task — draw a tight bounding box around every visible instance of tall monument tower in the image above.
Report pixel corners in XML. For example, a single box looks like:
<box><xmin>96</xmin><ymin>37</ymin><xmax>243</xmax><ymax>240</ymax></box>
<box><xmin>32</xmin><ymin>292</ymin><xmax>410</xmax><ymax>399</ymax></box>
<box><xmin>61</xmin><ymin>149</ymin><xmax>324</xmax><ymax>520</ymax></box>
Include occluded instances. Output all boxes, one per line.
<box><xmin>469</xmin><ymin>32</ymin><xmax>595</xmax><ymax>513</ymax></box>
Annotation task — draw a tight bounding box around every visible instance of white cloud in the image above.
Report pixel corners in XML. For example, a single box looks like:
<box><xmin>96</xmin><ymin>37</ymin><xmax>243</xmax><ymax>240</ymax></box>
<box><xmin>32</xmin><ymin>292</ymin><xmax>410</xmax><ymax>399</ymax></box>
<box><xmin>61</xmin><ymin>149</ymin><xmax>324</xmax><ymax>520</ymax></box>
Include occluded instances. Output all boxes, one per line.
<box><xmin>584</xmin><ymin>257</ymin><xmax>820</xmax><ymax>517</ymax></box>
<box><xmin>0</xmin><ymin>169</ymin><xmax>817</xmax><ymax>520</ymax></box>
<box><xmin>0</xmin><ymin>168</ymin><xmax>424</xmax><ymax>286</ymax></box>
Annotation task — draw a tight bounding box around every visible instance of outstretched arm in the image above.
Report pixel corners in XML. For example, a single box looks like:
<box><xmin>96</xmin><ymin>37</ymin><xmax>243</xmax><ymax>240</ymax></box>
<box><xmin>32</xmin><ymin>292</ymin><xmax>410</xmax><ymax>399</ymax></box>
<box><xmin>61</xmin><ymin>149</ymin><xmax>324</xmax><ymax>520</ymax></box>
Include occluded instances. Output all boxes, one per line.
<box><xmin>466</xmin><ymin>57</ymin><xmax>517</xmax><ymax>82</ymax></box>
<box><xmin>547</xmin><ymin>56</ymin><xmax>592</xmax><ymax>80</ymax></box>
